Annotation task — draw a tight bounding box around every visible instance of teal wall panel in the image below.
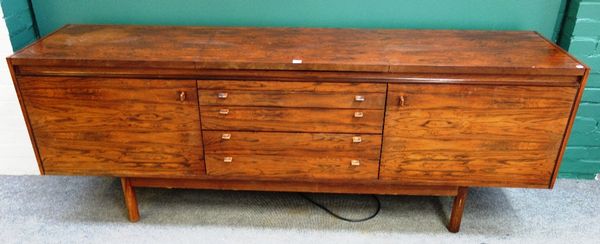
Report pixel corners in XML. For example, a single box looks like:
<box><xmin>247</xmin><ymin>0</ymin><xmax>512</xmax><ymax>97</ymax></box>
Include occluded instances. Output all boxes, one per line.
<box><xmin>31</xmin><ymin>0</ymin><xmax>565</xmax><ymax>40</ymax></box>
<box><xmin>1</xmin><ymin>0</ymin><xmax>37</xmax><ymax>51</ymax></box>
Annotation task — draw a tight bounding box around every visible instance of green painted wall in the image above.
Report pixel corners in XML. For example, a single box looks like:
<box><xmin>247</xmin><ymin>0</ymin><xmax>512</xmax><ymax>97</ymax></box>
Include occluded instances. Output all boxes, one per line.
<box><xmin>1</xmin><ymin>0</ymin><xmax>37</xmax><ymax>51</ymax></box>
<box><xmin>558</xmin><ymin>0</ymin><xmax>600</xmax><ymax>180</ymax></box>
<box><xmin>30</xmin><ymin>0</ymin><xmax>565</xmax><ymax>42</ymax></box>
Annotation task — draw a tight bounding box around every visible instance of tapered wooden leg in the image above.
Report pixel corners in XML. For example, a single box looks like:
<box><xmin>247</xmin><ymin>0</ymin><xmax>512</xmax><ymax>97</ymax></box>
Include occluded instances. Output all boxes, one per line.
<box><xmin>120</xmin><ymin>177</ymin><xmax>140</xmax><ymax>222</ymax></box>
<box><xmin>448</xmin><ymin>187</ymin><xmax>468</xmax><ymax>233</ymax></box>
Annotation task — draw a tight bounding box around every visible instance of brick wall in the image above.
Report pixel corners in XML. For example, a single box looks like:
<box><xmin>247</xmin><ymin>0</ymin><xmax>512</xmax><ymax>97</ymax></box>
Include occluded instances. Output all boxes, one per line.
<box><xmin>559</xmin><ymin>0</ymin><xmax>600</xmax><ymax>179</ymax></box>
<box><xmin>1</xmin><ymin>0</ymin><xmax>37</xmax><ymax>51</ymax></box>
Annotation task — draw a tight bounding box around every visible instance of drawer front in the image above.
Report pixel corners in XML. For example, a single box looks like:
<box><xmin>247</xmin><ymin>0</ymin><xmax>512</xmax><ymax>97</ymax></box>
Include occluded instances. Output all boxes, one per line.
<box><xmin>203</xmin><ymin>131</ymin><xmax>381</xmax><ymax>180</ymax></box>
<box><xmin>200</xmin><ymin>106</ymin><xmax>384</xmax><ymax>133</ymax></box>
<box><xmin>19</xmin><ymin>77</ymin><xmax>204</xmax><ymax>177</ymax></box>
<box><xmin>381</xmin><ymin>84</ymin><xmax>577</xmax><ymax>187</ymax></box>
<box><xmin>198</xmin><ymin>80</ymin><xmax>386</xmax><ymax>109</ymax></box>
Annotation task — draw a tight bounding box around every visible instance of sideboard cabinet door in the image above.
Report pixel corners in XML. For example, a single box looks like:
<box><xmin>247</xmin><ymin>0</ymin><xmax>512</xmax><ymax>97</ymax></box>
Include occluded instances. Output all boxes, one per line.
<box><xmin>18</xmin><ymin>77</ymin><xmax>204</xmax><ymax>177</ymax></box>
<box><xmin>381</xmin><ymin>84</ymin><xmax>577</xmax><ymax>187</ymax></box>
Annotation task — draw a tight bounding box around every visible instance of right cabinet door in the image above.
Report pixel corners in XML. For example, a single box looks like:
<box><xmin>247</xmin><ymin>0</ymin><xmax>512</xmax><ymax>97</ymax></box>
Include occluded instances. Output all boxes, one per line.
<box><xmin>381</xmin><ymin>84</ymin><xmax>577</xmax><ymax>187</ymax></box>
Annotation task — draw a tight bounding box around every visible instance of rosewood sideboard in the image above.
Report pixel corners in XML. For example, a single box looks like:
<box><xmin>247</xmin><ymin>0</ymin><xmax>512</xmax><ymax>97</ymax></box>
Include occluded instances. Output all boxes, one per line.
<box><xmin>7</xmin><ymin>25</ymin><xmax>589</xmax><ymax>232</ymax></box>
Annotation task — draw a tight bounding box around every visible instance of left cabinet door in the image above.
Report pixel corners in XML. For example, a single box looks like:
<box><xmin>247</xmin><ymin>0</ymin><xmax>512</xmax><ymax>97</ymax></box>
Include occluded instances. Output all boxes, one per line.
<box><xmin>18</xmin><ymin>77</ymin><xmax>204</xmax><ymax>177</ymax></box>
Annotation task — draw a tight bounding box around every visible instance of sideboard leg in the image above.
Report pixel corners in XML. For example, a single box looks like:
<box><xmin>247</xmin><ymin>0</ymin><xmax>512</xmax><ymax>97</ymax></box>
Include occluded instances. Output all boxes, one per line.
<box><xmin>447</xmin><ymin>187</ymin><xmax>468</xmax><ymax>233</ymax></box>
<box><xmin>120</xmin><ymin>177</ymin><xmax>140</xmax><ymax>222</ymax></box>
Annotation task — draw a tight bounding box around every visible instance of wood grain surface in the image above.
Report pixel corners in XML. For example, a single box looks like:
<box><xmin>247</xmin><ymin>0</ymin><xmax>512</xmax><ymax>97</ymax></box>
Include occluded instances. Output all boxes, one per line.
<box><xmin>198</xmin><ymin>80</ymin><xmax>387</xmax><ymax>92</ymax></box>
<box><xmin>200</xmin><ymin>106</ymin><xmax>384</xmax><ymax>133</ymax></box>
<box><xmin>198</xmin><ymin>80</ymin><xmax>386</xmax><ymax>109</ymax></box>
<box><xmin>381</xmin><ymin>84</ymin><xmax>577</xmax><ymax>187</ymax></box>
<box><xmin>18</xmin><ymin>76</ymin><xmax>204</xmax><ymax>177</ymax></box>
<box><xmin>203</xmin><ymin>131</ymin><xmax>381</xmax><ymax>180</ymax></box>
<box><xmin>130</xmin><ymin>177</ymin><xmax>459</xmax><ymax>196</ymax></box>
<box><xmin>9</xmin><ymin>25</ymin><xmax>586</xmax><ymax>75</ymax></box>
<box><xmin>17</xmin><ymin>66</ymin><xmax>582</xmax><ymax>87</ymax></box>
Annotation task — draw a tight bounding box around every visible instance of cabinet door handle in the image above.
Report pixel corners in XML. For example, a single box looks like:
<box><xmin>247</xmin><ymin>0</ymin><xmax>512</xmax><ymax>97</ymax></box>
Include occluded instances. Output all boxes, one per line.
<box><xmin>352</xmin><ymin>136</ymin><xmax>362</xmax><ymax>143</ymax></box>
<box><xmin>218</xmin><ymin>92</ymin><xmax>228</xmax><ymax>99</ymax></box>
<box><xmin>219</xmin><ymin>109</ymin><xmax>230</xmax><ymax>115</ymax></box>
<box><xmin>355</xmin><ymin>95</ymin><xmax>365</xmax><ymax>102</ymax></box>
<box><xmin>354</xmin><ymin>111</ymin><xmax>364</xmax><ymax>118</ymax></box>
<box><xmin>351</xmin><ymin>159</ymin><xmax>360</xmax><ymax>166</ymax></box>
<box><xmin>221</xmin><ymin>133</ymin><xmax>231</xmax><ymax>140</ymax></box>
<box><xmin>179</xmin><ymin>91</ymin><xmax>186</xmax><ymax>101</ymax></box>
<box><xmin>224</xmin><ymin>157</ymin><xmax>233</xmax><ymax>163</ymax></box>
<box><xmin>398</xmin><ymin>95</ymin><xmax>405</xmax><ymax>107</ymax></box>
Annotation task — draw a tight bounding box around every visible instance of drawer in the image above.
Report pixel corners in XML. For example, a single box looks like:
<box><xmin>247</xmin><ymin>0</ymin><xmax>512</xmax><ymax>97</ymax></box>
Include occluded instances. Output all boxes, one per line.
<box><xmin>198</xmin><ymin>80</ymin><xmax>386</xmax><ymax>109</ymax></box>
<box><xmin>200</xmin><ymin>106</ymin><xmax>384</xmax><ymax>133</ymax></box>
<box><xmin>203</xmin><ymin>131</ymin><xmax>381</xmax><ymax>180</ymax></box>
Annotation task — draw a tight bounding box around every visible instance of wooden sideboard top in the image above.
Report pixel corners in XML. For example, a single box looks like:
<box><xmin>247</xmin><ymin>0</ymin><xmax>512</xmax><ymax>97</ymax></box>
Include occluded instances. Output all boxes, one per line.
<box><xmin>9</xmin><ymin>24</ymin><xmax>587</xmax><ymax>76</ymax></box>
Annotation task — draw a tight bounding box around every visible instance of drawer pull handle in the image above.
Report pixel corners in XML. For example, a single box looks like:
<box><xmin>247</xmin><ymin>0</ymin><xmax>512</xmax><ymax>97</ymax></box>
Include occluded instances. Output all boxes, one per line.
<box><xmin>221</xmin><ymin>133</ymin><xmax>231</xmax><ymax>140</ymax></box>
<box><xmin>224</xmin><ymin>157</ymin><xmax>233</xmax><ymax>163</ymax></box>
<box><xmin>354</xmin><ymin>112</ymin><xmax>364</xmax><ymax>118</ymax></box>
<box><xmin>218</xmin><ymin>92</ymin><xmax>228</xmax><ymax>99</ymax></box>
<box><xmin>179</xmin><ymin>91</ymin><xmax>186</xmax><ymax>101</ymax></box>
<box><xmin>355</xmin><ymin>95</ymin><xmax>365</xmax><ymax>102</ymax></box>
<box><xmin>219</xmin><ymin>109</ymin><xmax>230</xmax><ymax>115</ymax></box>
<box><xmin>352</xmin><ymin>136</ymin><xmax>362</xmax><ymax>143</ymax></box>
<box><xmin>351</xmin><ymin>159</ymin><xmax>360</xmax><ymax>166</ymax></box>
<box><xmin>399</xmin><ymin>95</ymin><xmax>405</xmax><ymax>107</ymax></box>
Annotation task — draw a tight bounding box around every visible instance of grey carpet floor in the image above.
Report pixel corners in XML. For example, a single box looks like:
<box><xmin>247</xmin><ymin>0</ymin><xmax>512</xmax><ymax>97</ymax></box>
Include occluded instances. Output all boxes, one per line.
<box><xmin>0</xmin><ymin>176</ymin><xmax>599</xmax><ymax>244</ymax></box>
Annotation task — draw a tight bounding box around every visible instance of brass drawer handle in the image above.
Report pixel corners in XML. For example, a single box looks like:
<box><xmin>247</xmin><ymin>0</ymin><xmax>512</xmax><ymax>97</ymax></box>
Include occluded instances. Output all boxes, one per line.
<box><xmin>355</xmin><ymin>95</ymin><xmax>365</xmax><ymax>102</ymax></box>
<box><xmin>179</xmin><ymin>91</ymin><xmax>186</xmax><ymax>101</ymax></box>
<box><xmin>351</xmin><ymin>159</ymin><xmax>360</xmax><ymax>166</ymax></box>
<box><xmin>352</xmin><ymin>136</ymin><xmax>362</xmax><ymax>143</ymax></box>
<box><xmin>354</xmin><ymin>111</ymin><xmax>364</xmax><ymax>118</ymax></box>
<box><xmin>219</xmin><ymin>109</ymin><xmax>230</xmax><ymax>115</ymax></box>
<box><xmin>218</xmin><ymin>92</ymin><xmax>228</xmax><ymax>99</ymax></box>
<box><xmin>224</xmin><ymin>157</ymin><xmax>233</xmax><ymax>163</ymax></box>
<box><xmin>399</xmin><ymin>95</ymin><xmax>405</xmax><ymax>107</ymax></box>
<box><xmin>221</xmin><ymin>133</ymin><xmax>231</xmax><ymax>140</ymax></box>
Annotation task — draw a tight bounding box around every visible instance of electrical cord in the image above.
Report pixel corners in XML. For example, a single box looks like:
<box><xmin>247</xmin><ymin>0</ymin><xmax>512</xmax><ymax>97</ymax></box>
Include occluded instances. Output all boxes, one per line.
<box><xmin>299</xmin><ymin>193</ymin><xmax>381</xmax><ymax>222</ymax></box>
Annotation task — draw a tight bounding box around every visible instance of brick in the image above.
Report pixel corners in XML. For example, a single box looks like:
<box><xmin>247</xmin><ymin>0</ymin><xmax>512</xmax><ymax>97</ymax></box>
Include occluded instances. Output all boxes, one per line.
<box><xmin>576</xmin><ymin>103</ymin><xmax>600</xmax><ymax>117</ymax></box>
<box><xmin>567</xmin><ymin>117</ymin><xmax>600</xmax><ymax>146</ymax></box>
<box><xmin>558</xmin><ymin>172</ymin><xmax>597</xmax><ymax>179</ymax></box>
<box><xmin>568</xmin><ymin>37</ymin><xmax>597</xmax><ymax>56</ymax></box>
<box><xmin>559</xmin><ymin>159</ymin><xmax>600</xmax><ymax>174</ymax></box>
<box><xmin>0</xmin><ymin>0</ymin><xmax>31</xmax><ymax>18</ymax></box>
<box><xmin>568</xmin><ymin>131</ymin><xmax>600</xmax><ymax>146</ymax></box>
<box><xmin>577</xmin><ymin>2</ymin><xmax>600</xmax><ymax>19</ymax></box>
<box><xmin>572</xmin><ymin>19</ymin><xmax>600</xmax><ymax>36</ymax></box>
<box><xmin>581</xmin><ymin>88</ymin><xmax>600</xmax><ymax>102</ymax></box>
<box><xmin>572</xmin><ymin>116</ymin><xmax>598</xmax><ymax>132</ymax></box>
<box><xmin>568</xmin><ymin>130</ymin><xmax>600</xmax><ymax>146</ymax></box>
<box><xmin>3</xmin><ymin>9</ymin><xmax>33</xmax><ymax>36</ymax></box>
<box><xmin>563</xmin><ymin>146</ymin><xmax>600</xmax><ymax>161</ymax></box>
<box><xmin>586</xmin><ymin>74</ymin><xmax>600</xmax><ymax>87</ymax></box>
<box><xmin>9</xmin><ymin>29</ymin><xmax>36</xmax><ymax>51</ymax></box>
<box><xmin>580</xmin><ymin>55</ymin><xmax>600</xmax><ymax>70</ymax></box>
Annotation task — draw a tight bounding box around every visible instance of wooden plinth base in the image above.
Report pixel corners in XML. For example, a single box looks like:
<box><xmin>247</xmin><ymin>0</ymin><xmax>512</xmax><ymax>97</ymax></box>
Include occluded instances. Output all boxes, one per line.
<box><xmin>120</xmin><ymin>177</ymin><xmax>469</xmax><ymax>232</ymax></box>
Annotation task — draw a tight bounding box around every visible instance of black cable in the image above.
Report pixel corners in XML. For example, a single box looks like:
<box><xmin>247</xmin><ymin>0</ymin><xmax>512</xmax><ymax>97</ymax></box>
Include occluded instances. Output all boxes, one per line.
<box><xmin>299</xmin><ymin>193</ymin><xmax>381</xmax><ymax>222</ymax></box>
